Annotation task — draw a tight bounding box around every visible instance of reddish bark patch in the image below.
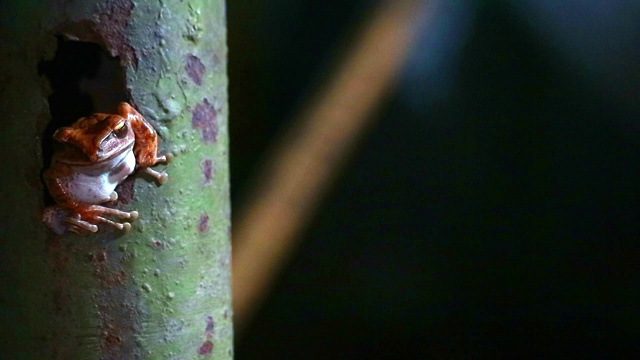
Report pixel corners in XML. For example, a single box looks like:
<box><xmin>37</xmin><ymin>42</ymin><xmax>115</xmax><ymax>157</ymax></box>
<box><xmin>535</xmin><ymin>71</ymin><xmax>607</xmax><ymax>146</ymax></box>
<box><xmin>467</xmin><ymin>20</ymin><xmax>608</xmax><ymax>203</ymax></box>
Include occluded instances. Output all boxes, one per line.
<box><xmin>97</xmin><ymin>302</ymin><xmax>140</xmax><ymax>357</ymax></box>
<box><xmin>46</xmin><ymin>237</ymin><xmax>71</xmax><ymax>312</ymax></box>
<box><xmin>202</xmin><ymin>159</ymin><xmax>214</xmax><ymax>184</ymax></box>
<box><xmin>103</xmin><ymin>332</ymin><xmax>122</xmax><ymax>346</ymax></box>
<box><xmin>199</xmin><ymin>214</ymin><xmax>210</xmax><ymax>233</ymax></box>
<box><xmin>93</xmin><ymin>250</ymin><xmax>108</xmax><ymax>263</ymax></box>
<box><xmin>192</xmin><ymin>99</ymin><xmax>218</xmax><ymax>144</ymax></box>
<box><xmin>93</xmin><ymin>0</ymin><xmax>137</xmax><ymax>65</ymax></box>
<box><xmin>57</xmin><ymin>0</ymin><xmax>137</xmax><ymax>66</ymax></box>
<box><xmin>198</xmin><ymin>341</ymin><xmax>214</xmax><ymax>355</ymax></box>
<box><xmin>90</xmin><ymin>250</ymin><xmax>128</xmax><ymax>288</ymax></box>
<box><xmin>186</xmin><ymin>54</ymin><xmax>206</xmax><ymax>85</ymax></box>
<box><xmin>100</xmin><ymin>313</ymin><xmax>125</xmax><ymax>355</ymax></box>
<box><xmin>197</xmin><ymin>316</ymin><xmax>215</xmax><ymax>355</ymax></box>
<box><xmin>46</xmin><ymin>236</ymin><xmax>74</xmax><ymax>357</ymax></box>
<box><xmin>112</xmin><ymin>177</ymin><xmax>136</xmax><ymax>205</ymax></box>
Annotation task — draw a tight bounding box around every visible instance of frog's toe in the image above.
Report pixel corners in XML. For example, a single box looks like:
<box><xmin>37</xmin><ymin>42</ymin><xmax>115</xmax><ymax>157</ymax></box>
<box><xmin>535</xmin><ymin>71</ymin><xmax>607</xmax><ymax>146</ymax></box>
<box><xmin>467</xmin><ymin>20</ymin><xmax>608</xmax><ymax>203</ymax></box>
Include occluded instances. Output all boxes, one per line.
<box><xmin>109</xmin><ymin>191</ymin><xmax>118</xmax><ymax>201</ymax></box>
<box><xmin>96</xmin><ymin>216</ymin><xmax>131</xmax><ymax>232</ymax></box>
<box><xmin>158</xmin><ymin>172</ymin><xmax>168</xmax><ymax>184</ymax></box>
<box><xmin>143</xmin><ymin>167</ymin><xmax>168</xmax><ymax>184</ymax></box>
<box><xmin>65</xmin><ymin>217</ymin><xmax>98</xmax><ymax>233</ymax></box>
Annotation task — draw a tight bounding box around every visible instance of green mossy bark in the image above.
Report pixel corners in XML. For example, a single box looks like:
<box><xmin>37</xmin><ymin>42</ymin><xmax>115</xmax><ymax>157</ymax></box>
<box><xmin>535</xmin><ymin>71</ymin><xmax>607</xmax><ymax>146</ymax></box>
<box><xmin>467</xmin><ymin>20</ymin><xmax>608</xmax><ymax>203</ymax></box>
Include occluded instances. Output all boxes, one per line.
<box><xmin>0</xmin><ymin>1</ymin><xmax>232</xmax><ymax>358</ymax></box>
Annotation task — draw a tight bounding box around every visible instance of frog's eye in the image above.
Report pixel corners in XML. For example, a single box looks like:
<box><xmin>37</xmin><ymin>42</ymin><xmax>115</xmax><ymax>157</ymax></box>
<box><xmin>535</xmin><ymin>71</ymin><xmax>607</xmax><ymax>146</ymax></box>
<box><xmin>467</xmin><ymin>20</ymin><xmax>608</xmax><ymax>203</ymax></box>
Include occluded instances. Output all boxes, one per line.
<box><xmin>114</xmin><ymin>119</ymin><xmax>125</xmax><ymax>131</ymax></box>
<box><xmin>113</xmin><ymin>121</ymin><xmax>128</xmax><ymax>138</ymax></box>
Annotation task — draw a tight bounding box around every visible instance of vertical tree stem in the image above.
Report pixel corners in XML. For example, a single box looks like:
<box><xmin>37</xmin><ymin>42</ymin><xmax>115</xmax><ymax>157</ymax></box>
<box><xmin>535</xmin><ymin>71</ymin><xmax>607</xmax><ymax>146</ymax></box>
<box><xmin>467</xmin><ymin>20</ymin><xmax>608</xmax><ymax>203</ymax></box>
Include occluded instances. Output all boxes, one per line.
<box><xmin>0</xmin><ymin>1</ymin><xmax>232</xmax><ymax>358</ymax></box>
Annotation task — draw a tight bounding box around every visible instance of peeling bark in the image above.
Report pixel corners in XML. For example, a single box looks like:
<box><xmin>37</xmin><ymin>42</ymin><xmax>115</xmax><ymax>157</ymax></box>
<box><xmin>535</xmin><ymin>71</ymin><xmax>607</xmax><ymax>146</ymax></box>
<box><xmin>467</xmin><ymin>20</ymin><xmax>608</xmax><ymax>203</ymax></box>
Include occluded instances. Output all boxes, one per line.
<box><xmin>0</xmin><ymin>1</ymin><xmax>232</xmax><ymax>359</ymax></box>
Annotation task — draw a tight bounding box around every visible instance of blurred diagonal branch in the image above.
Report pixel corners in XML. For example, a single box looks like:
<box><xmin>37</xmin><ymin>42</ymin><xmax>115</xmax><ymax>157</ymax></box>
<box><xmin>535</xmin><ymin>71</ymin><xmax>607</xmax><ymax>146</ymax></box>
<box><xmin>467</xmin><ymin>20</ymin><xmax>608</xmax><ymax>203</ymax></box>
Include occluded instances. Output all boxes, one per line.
<box><xmin>233</xmin><ymin>0</ymin><xmax>428</xmax><ymax>331</ymax></box>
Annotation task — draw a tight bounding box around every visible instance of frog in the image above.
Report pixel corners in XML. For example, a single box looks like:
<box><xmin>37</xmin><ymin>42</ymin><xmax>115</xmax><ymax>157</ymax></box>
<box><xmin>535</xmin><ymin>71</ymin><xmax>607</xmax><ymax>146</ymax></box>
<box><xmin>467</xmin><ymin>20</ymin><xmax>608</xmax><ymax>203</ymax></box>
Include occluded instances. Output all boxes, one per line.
<box><xmin>42</xmin><ymin>102</ymin><xmax>172</xmax><ymax>235</ymax></box>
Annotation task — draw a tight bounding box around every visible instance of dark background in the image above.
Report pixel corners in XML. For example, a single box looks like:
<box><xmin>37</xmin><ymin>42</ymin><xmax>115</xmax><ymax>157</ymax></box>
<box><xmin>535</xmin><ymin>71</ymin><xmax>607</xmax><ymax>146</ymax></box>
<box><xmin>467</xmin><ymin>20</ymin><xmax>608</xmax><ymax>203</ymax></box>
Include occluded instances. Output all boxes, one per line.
<box><xmin>228</xmin><ymin>1</ymin><xmax>640</xmax><ymax>358</ymax></box>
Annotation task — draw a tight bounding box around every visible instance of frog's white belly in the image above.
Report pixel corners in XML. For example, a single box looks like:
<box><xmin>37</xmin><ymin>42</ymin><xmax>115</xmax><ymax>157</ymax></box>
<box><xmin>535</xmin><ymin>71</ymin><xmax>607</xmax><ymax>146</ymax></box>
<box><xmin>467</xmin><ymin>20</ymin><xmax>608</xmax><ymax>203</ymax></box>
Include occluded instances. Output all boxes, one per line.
<box><xmin>67</xmin><ymin>149</ymin><xmax>136</xmax><ymax>204</ymax></box>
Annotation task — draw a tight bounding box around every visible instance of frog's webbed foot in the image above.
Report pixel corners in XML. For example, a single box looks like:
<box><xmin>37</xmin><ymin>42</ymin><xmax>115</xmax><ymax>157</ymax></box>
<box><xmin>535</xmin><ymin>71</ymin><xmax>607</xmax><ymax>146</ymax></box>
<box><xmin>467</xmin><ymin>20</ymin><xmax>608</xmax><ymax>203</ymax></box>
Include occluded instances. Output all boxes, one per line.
<box><xmin>42</xmin><ymin>206</ymin><xmax>95</xmax><ymax>235</ymax></box>
<box><xmin>83</xmin><ymin>205</ymin><xmax>138</xmax><ymax>232</ymax></box>
<box><xmin>42</xmin><ymin>206</ymin><xmax>73</xmax><ymax>235</ymax></box>
<box><xmin>57</xmin><ymin>205</ymin><xmax>139</xmax><ymax>234</ymax></box>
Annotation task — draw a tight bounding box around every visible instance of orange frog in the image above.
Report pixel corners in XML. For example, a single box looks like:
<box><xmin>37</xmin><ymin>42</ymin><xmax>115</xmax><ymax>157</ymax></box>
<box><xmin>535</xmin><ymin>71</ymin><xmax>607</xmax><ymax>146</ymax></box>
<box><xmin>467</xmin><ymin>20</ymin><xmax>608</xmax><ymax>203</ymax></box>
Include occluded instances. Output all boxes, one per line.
<box><xmin>42</xmin><ymin>102</ymin><xmax>172</xmax><ymax>235</ymax></box>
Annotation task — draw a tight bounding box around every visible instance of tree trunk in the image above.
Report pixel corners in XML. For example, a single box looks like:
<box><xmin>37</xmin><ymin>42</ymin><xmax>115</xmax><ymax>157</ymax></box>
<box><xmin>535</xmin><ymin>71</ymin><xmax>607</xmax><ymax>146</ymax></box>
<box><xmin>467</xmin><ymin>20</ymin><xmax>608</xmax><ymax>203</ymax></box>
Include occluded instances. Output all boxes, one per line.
<box><xmin>0</xmin><ymin>1</ymin><xmax>232</xmax><ymax>359</ymax></box>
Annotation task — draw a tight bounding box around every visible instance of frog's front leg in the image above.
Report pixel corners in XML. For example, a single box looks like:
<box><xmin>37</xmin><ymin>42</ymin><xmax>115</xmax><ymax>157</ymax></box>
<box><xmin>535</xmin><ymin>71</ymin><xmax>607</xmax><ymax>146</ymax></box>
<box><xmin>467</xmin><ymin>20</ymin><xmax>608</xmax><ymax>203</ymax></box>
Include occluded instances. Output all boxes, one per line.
<box><xmin>118</xmin><ymin>102</ymin><xmax>173</xmax><ymax>184</ymax></box>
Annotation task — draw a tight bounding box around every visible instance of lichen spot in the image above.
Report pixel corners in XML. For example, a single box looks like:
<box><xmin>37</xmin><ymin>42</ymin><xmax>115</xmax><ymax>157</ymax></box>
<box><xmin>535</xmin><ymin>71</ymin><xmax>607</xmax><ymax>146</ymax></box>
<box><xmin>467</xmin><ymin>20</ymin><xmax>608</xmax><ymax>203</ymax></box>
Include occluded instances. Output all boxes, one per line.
<box><xmin>112</xmin><ymin>178</ymin><xmax>136</xmax><ymax>205</ymax></box>
<box><xmin>199</xmin><ymin>214</ymin><xmax>210</xmax><ymax>233</ymax></box>
<box><xmin>202</xmin><ymin>159</ymin><xmax>214</xmax><ymax>184</ymax></box>
<box><xmin>186</xmin><ymin>54</ymin><xmax>206</xmax><ymax>85</ymax></box>
<box><xmin>192</xmin><ymin>99</ymin><xmax>218</xmax><ymax>144</ymax></box>
<box><xmin>197</xmin><ymin>316</ymin><xmax>215</xmax><ymax>355</ymax></box>
<box><xmin>205</xmin><ymin>316</ymin><xmax>215</xmax><ymax>335</ymax></box>
<box><xmin>198</xmin><ymin>341</ymin><xmax>213</xmax><ymax>356</ymax></box>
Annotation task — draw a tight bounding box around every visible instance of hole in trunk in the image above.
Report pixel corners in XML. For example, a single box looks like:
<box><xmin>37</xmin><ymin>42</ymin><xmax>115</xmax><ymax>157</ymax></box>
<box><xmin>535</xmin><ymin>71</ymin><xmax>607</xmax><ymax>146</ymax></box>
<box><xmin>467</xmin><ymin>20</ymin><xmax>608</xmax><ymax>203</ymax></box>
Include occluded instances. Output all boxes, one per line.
<box><xmin>38</xmin><ymin>37</ymin><xmax>127</xmax><ymax>205</ymax></box>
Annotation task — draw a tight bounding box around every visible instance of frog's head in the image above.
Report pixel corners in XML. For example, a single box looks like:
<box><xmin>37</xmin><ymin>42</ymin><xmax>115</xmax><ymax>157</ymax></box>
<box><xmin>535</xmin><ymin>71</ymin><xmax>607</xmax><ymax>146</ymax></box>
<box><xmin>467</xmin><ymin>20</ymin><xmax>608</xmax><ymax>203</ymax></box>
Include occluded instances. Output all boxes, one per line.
<box><xmin>53</xmin><ymin>113</ymin><xmax>135</xmax><ymax>163</ymax></box>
